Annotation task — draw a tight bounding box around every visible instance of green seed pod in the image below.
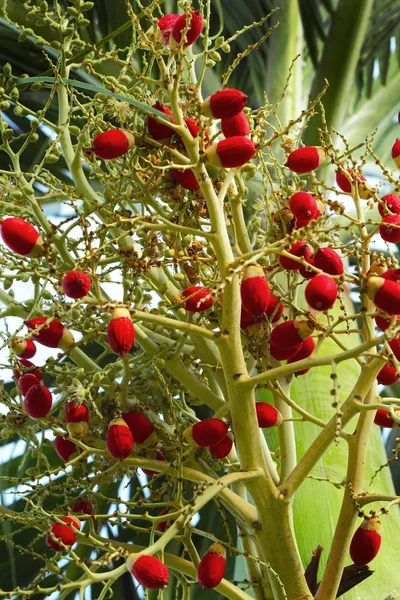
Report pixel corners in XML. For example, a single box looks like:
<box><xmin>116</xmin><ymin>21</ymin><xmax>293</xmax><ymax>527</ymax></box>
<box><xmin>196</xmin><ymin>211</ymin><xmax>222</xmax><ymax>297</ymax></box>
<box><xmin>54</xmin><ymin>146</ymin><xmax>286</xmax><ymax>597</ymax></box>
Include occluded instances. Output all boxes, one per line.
<box><xmin>155</xmin><ymin>358</ymin><xmax>165</xmax><ymax>367</ymax></box>
<box><xmin>13</xmin><ymin>105</ymin><xmax>23</xmax><ymax>116</ymax></box>
<box><xmin>30</xmin><ymin>133</ymin><xmax>40</xmax><ymax>143</ymax></box>
<box><xmin>34</xmin><ymin>37</ymin><xmax>46</xmax><ymax>47</ymax></box>
<box><xmin>0</xmin><ymin>101</ymin><xmax>10</xmax><ymax>110</ymax></box>
<box><xmin>26</xmin><ymin>10</ymin><xmax>37</xmax><ymax>21</ymax></box>
<box><xmin>78</xmin><ymin>18</ymin><xmax>90</xmax><ymax>27</ymax></box>
<box><xmin>158</xmin><ymin>305</ymin><xmax>168</xmax><ymax>315</ymax></box>
<box><xmin>40</xmin><ymin>1</ymin><xmax>48</xmax><ymax>12</ymax></box>
<box><xmin>205</xmin><ymin>59</ymin><xmax>216</xmax><ymax>68</ymax></box>
<box><xmin>67</xmin><ymin>6</ymin><xmax>79</xmax><ymax>16</ymax></box>
<box><xmin>31</xmin><ymin>82</ymin><xmax>44</xmax><ymax>91</ymax></box>
<box><xmin>82</xmin><ymin>1</ymin><xmax>94</xmax><ymax>10</ymax></box>
<box><xmin>176</xmin><ymin>307</ymin><xmax>186</xmax><ymax>318</ymax></box>
<box><xmin>166</xmin><ymin>249</ymin><xmax>175</xmax><ymax>258</ymax></box>
<box><xmin>221</xmin><ymin>42</ymin><xmax>231</xmax><ymax>53</ymax></box>
<box><xmin>159</xmin><ymin>281</ymin><xmax>169</xmax><ymax>293</ymax></box>
<box><xmin>3</xmin><ymin>63</ymin><xmax>12</xmax><ymax>76</ymax></box>
<box><xmin>50</xmin><ymin>40</ymin><xmax>61</xmax><ymax>50</ymax></box>
<box><xmin>45</xmin><ymin>153</ymin><xmax>59</xmax><ymax>163</ymax></box>
<box><xmin>3</xmin><ymin>129</ymin><xmax>14</xmax><ymax>140</ymax></box>
<box><xmin>214</xmin><ymin>36</ymin><xmax>225</xmax><ymax>49</ymax></box>
<box><xmin>10</xmin><ymin>87</ymin><xmax>19</xmax><ymax>100</ymax></box>
<box><xmin>174</xmin><ymin>273</ymin><xmax>185</xmax><ymax>281</ymax></box>
<box><xmin>42</xmin><ymin>290</ymin><xmax>53</xmax><ymax>300</ymax></box>
<box><xmin>3</xmin><ymin>279</ymin><xmax>12</xmax><ymax>290</ymax></box>
<box><xmin>69</xmin><ymin>125</ymin><xmax>81</xmax><ymax>136</ymax></box>
<box><xmin>18</xmin><ymin>32</ymin><xmax>28</xmax><ymax>42</ymax></box>
<box><xmin>10</xmin><ymin>190</ymin><xmax>23</xmax><ymax>200</ymax></box>
<box><xmin>209</xmin><ymin>50</ymin><xmax>221</xmax><ymax>62</ymax></box>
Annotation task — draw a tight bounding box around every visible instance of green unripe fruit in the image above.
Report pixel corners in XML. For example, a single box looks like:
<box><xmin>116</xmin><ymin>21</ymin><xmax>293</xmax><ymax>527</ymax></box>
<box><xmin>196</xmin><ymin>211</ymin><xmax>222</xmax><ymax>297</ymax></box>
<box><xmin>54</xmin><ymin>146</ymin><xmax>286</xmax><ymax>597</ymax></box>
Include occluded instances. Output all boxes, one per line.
<box><xmin>82</xmin><ymin>1</ymin><xmax>94</xmax><ymax>10</ymax></box>
<box><xmin>0</xmin><ymin>101</ymin><xmax>10</xmax><ymax>110</ymax></box>
<box><xmin>209</xmin><ymin>50</ymin><xmax>221</xmax><ymax>62</ymax></box>
<box><xmin>3</xmin><ymin>63</ymin><xmax>12</xmax><ymax>76</ymax></box>
<box><xmin>20</xmin><ymin>273</ymin><xmax>31</xmax><ymax>283</ymax></box>
<box><xmin>205</xmin><ymin>59</ymin><xmax>216</xmax><ymax>68</ymax></box>
<box><xmin>158</xmin><ymin>305</ymin><xmax>168</xmax><ymax>315</ymax></box>
<box><xmin>30</xmin><ymin>133</ymin><xmax>40</xmax><ymax>143</ymax></box>
<box><xmin>3</xmin><ymin>129</ymin><xmax>14</xmax><ymax>140</ymax></box>
<box><xmin>45</xmin><ymin>153</ymin><xmax>59</xmax><ymax>163</ymax></box>
<box><xmin>69</xmin><ymin>126</ymin><xmax>80</xmax><ymax>136</ymax></box>
<box><xmin>221</xmin><ymin>43</ymin><xmax>231</xmax><ymax>53</ymax></box>
<box><xmin>18</xmin><ymin>32</ymin><xmax>28</xmax><ymax>42</ymax></box>
<box><xmin>214</xmin><ymin>36</ymin><xmax>225</xmax><ymax>49</ymax></box>
<box><xmin>176</xmin><ymin>308</ymin><xmax>186</xmax><ymax>318</ymax></box>
<box><xmin>3</xmin><ymin>279</ymin><xmax>12</xmax><ymax>290</ymax></box>
<box><xmin>174</xmin><ymin>273</ymin><xmax>185</xmax><ymax>281</ymax></box>
<box><xmin>34</xmin><ymin>38</ymin><xmax>46</xmax><ymax>47</ymax></box>
<box><xmin>26</xmin><ymin>10</ymin><xmax>37</xmax><ymax>21</ymax></box>
<box><xmin>42</xmin><ymin>291</ymin><xmax>53</xmax><ymax>300</ymax></box>
<box><xmin>10</xmin><ymin>88</ymin><xmax>19</xmax><ymax>100</ymax></box>
<box><xmin>50</xmin><ymin>40</ymin><xmax>61</xmax><ymax>50</ymax></box>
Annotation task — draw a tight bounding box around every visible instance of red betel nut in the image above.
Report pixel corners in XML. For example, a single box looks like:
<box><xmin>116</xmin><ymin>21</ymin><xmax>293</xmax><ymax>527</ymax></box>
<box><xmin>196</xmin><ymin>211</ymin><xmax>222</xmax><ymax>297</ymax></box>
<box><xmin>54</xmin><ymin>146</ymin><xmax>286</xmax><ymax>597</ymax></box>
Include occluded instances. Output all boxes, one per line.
<box><xmin>107</xmin><ymin>307</ymin><xmax>135</xmax><ymax>355</ymax></box>
<box><xmin>71</xmin><ymin>500</ymin><xmax>94</xmax><ymax>515</ymax></box>
<box><xmin>157</xmin><ymin>14</ymin><xmax>180</xmax><ymax>44</ymax></box>
<box><xmin>366</xmin><ymin>277</ymin><xmax>400</xmax><ymax>314</ymax></box>
<box><xmin>285</xmin><ymin>146</ymin><xmax>326</xmax><ymax>173</ymax></box>
<box><xmin>377</xmin><ymin>364</ymin><xmax>398</xmax><ymax>386</ymax></box>
<box><xmin>171</xmin><ymin>10</ymin><xmax>203</xmax><ymax>47</ymax></box>
<box><xmin>374</xmin><ymin>408</ymin><xmax>399</xmax><ymax>428</ymax></box>
<box><xmin>106</xmin><ymin>418</ymin><xmax>134</xmax><ymax>460</ymax></box>
<box><xmin>197</xmin><ymin>543</ymin><xmax>226</xmax><ymax>589</ymax></box>
<box><xmin>392</xmin><ymin>139</ymin><xmax>400</xmax><ymax>168</ymax></box>
<box><xmin>210</xmin><ymin>432</ymin><xmax>234</xmax><ymax>459</ymax></box>
<box><xmin>11</xmin><ymin>337</ymin><xmax>36</xmax><ymax>359</ymax></box>
<box><xmin>221</xmin><ymin>112</ymin><xmax>250</xmax><ymax>137</ymax></box>
<box><xmin>122</xmin><ymin>411</ymin><xmax>157</xmax><ymax>446</ymax></box>
<box><xmin>287</xmin><ymin>336</ymin><xmax>316</xmax><ymax>375</ymax></box>
<box><xmin>92</xmin><ymin>130</ymin><xmax>134</xmax><ymax>160</ymax></box>
<box><xmin>62</xmin><ymin>271</ymin><xmax>91</xmax><ymax>299</ymax></box>
<box><xmin>270</xmin><ymin>342</ymin><xmax>303</xmax><ymax>361</ymax></box>
<box><xmin>380</xmin><ymin>214</ymin><xmax>400</xmax><ymax>243</ymax></box>
<box><xmin>148</xmin><ymin>103</ymin><xmax>174</xmax><ymax>140</ymax></box>
<box><xmin>279</xmin><ymin>240</ymin><xmax>311</xmax><ymax>271</ymax></box>
<box><xmin>182</xmin><ymin>286</ymin><xmax>213</xmax><ymax>312</ymax></box>
<box><xmin>241</xmin><ymin>264</ymin><xmax>270</xmax><ymax>317</ymax></box>
<box><xmin>299</xmin><ymin>255</ymin><xmax>316</xmax><ymax>279</ymax></box>
<box><xmin>313</xmin><ymin>248</ymin><xmax>344</xmax><ymax>275</ymax></box>
<box><xmin>378</xmin><ymin>194</ymin><xmax>400</xmax><ymax>217</ymax></box>
<box><xmin>129</xmin><ymin>555</ymin><xmax>169</xmax><ymax>589</ymax></box>
<box><xmin>305</xmin><ymin>274</ymin><xmax>338</xmax><ymax>311</ymax></box>
<box><xmin>382</xmin><ymin>268</ymin><xmax>400</xmax><ymax>282</ymax></box>
<box><xmin>0</xmin><ymin>217</ymin><xmax>44</xmax><ymax>258</ymax></box>
<box><xmin>13</xmin><ymin>358</ymin><xmax>42</xmax><ymax>382</ymax></box>
<box><xmin>66</xmin><ymin>401</ymin><xmax>89</xmax><ymax>438</ymax></box>
<box><xmin>184</xmin><ymin>418</ymin><xmax>229</xmax><ymax>447</ymax></box>
<box><xmin>240</xmin><ymin>306</ymin><xmax>256</xmax><ymax>329</ymax></box>
<box><xmin>25</xmin><ymin>317</ymin><xmax>74</xmax><ymax>349</ymax></box>
<box><xmin>266</xmin><ymin>295</ymin><xmax>284</xmax><ymax>323</ymax></box>
<box><xmin>335</xmin><ymin>169</ymin><xmax>371</xmax><ymax>199</ymax></box>
<box><xmin>18</xmin><ymin>373</ymin><xmax>38</xmax><ymax>396</ymax></box>
<box><xmin>46</xmin><ymin>516</ymin><xmax>81</xmax><ymax>552</ymax></box>
<box><xmin>201</xmin><ymin>89</ymin><xmax>248</xmax><ymax>119</ymax></box>
<box><xmin>205</xmin><ymin>137</ymin><xmax>257</xmax><ymax>168</ymax></box>
<box><xmin>255</xmin><ymin>403</ymin><xmax>282</xmax><ymax>428</ymax></box>
<box><xmin>289</xmin><ymin>192</ymin><xmax>318</xmax><ymax>221</ymax></box>
<box><xmin>54</xmin><ymin>436</ymin><xmax>79</xmax><ymax>462</ymax></box>
<box><xmin>24</xmin><ymin>384</ymin><xmax>52</xmax><ymax>418</ymax></box>
<box><xmin>375</xmin><ymin>315</ymin><xmax>395</xmax><ymax>331</ymax></box>
<box><xmin>349</xmin><ymin>516</ymin><xmax>382</xmax><ymax>566</ymax></box>
<box><xmin>172</xmin><ymin>168</ymin><xmax>199</xmax><ymax>190</ymax></box>
<box><xmin>270</xmin><ymin>318</ymin><xmax>314</xmax><ymax>350</ymax></box>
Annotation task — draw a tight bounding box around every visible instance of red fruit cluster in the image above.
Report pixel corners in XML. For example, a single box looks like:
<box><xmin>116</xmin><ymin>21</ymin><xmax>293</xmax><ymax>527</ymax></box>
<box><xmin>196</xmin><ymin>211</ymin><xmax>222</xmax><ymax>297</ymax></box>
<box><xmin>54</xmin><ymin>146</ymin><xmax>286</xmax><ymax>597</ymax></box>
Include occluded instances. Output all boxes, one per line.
<box><xmin>13</xmin><ymin>358</ymin><xmax>42</xmax><ymax>382</ymax></box>
<box><xmin>314</xmin><ymin>247</ymin><xmax>343</xmax><ymax>275</ymax></box>
<box><xmin>255</xmin><ymin>403</ymin><xmax>282</xmax><ymax>428</ymax></box>
<box><xmin>71</xmin><ymin>500</ymin><xmax>94</xmax><ymax>515</ymax></box>
<box><xmin>184</xmin><ymin>418</ymin><xmax>228</xmax><ymax>447</ymax></box>
<box><xmin>201</xmin><ymin>89</ymin><xmax>248</xmax><ymax>120</ymax></box>
<box><xmin>241</xmin><ymin>264</ymin><xmax>270</xmax><ymax>317</ymax></box>
<box><xmin>24</xmin><ymin>384</ymin><xmax>52</xmax><ymax>419</ymax></box>
<box><xmin>148</xmin><ymin>103</ymin><xmax>174</xmax><ymax>141</ymax></box>
<box><xmin>46</xmin><ymin>516</ymin><xmax>80</xmax><ymax>552</ymax></box>
<box><xmin>54</xmin><ymin>436</ymin><xmax>79</xmax><ymax>462</ymax></box>
<box><xmin>92</xmin><ymin>130</ymin><xmax>135</xmax><ymax>160</ymax></box>
<box><xmin>66</xmin><ymin>401</ymin><xmax>89</xmax><ymax>438</ymax></box>
<box><xmin>335</xmin><ymin>169</ymin><xmax>372</xmax><ymax>199</ymax></box>
<box><xmin>210</xmin><ymin>432</ymin><xmax>234</xmax><ymax>459</ymax></box>
<box><xmin>171</xmin><ymin>11</ymin><xmax>203</xmax><ymax>47</ymax></box>
<box><xmin>392</xmin><ymin>139</ymin><xmax>400</xmax><ymax>168</ymax></box>
<box><xmin>182</xmin><ymin>286</ymin><xmax>213</xmax><ymax>312</ymax></box>
<box><xmin>287</xmin><ymin>336</ymin><xmax>316</xmax><ymax>376</ymax></box>
<box><xmin>123</xmin><ymin>411</ymin><xmax>157</xmax><ymax>445</ymax></box>
<box><xmin>62</xmin><ymin>271</ymin><xmax>91</xmax><ymax>299</ymax></box>
<box><xmin>172</xmin><ymin>168</ymin><xmax>199</xmax><ymax>190</ymax></box>
<box><xmin>221</xmin><ymin>112</ymin><xmax>250</xmax><ymax>138</ymax></box>
<box><xmin>280</xmin><ymin>240</ymin><xmax>311</xmax><ymax>271</ymax></box>
<box><xmin>205</xmin><ymin>136</ymin><xmax>257</xmax><ymax>168</ymax></box>
<box><xmin>349</xmin><ymin>516</ymin><xmax>381</xmax><ymax>566</ymax></box>
<box><xmin>305</xmin><ymin>274</ymin><xmax>338</xmax><ymax>311</ymax></box>
<box><xmin>285</xmin><ymin>146</ymin><xmax>326</xmax><ymax>174</ymax></box>
<box><xmin>25</xmin><ymin>317</ymin><xmax>74</xmax><ymax>349</ymax></box>
<box><xmin>11</xmin><ymin>337</ymin><xmax>36</xmax><ymax>359</ymax></box>
<box><xmin>129</xmin><ymin>555</ymin><xmax>169</xmax><ymax>589</ymax></box>
<box><xmin>366</xmin><ymin>277</ymin><xmax>400</xmax><ymax>315</ymax></box>
<box><xmin>106</xmin><ymin>418</ymin><xmax>134</xmax><ymax>460</ymax></box>
<box><xmin>0</xmin><ymin>217</ymin><xmax>44</xmax><ymax>258</ymax></box>
<box><xmin>107</xmin><ymin>307</ymin><xmax>135</xmax><ymax>355</ymax></box>
<box><xmin>270</xmin><ymin>318</ymin><xmax>314</xmax><ymax>350</ymax></box>
<box><xmin>197</xmin><ymin>543</ymin><xmax>226</xmax><ymax>589</ymax></box>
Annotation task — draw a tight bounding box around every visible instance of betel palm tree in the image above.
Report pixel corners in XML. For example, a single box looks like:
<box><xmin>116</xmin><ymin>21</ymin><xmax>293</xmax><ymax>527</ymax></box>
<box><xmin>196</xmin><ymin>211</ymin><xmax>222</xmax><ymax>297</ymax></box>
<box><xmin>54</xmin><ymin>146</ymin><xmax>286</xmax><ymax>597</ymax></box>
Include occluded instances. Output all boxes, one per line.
<box><xmin>1</xmin><ymin>1</ymin><xmax>400</xmax><ymax>599</ymax></box>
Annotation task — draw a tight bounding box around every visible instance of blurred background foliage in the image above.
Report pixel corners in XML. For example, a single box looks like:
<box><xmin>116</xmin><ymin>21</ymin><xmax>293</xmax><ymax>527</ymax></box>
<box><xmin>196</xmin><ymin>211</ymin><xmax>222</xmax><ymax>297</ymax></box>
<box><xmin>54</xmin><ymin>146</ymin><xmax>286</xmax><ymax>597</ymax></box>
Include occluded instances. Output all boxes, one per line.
<box><xmin>2</xmin><ymin>1</ymin><xmax>400</xmax><ymax>599</ymax></box>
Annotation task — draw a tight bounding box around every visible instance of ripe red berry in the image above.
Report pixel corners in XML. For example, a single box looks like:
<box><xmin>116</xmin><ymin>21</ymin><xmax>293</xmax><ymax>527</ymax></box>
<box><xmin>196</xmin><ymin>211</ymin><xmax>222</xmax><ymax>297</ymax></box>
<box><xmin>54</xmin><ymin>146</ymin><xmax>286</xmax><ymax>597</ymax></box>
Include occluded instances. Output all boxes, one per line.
<box><xmin>287</xmin><ymin>336</ymin><xmax>316</xmax><ymax>375</ymax></box>
<box><xmin>197</xmin><ymin>543</ymin><xmax>226</xmax><ymax>589</ymax></box>
<box><xmin>148</xmin><ymin>103</ymin><xmax>174</xmax><ymax>140</ymax></box>
<box><xmin>92</xmin><ymin>130</ymin><xmax>134</xmax><ymax>160</ymax></box>
<box><xmin>171</xmin><ymin>11</ymin><xmax>203</xmax><ymax>47</ymax></box>
<box><xmin>201</xmin><ymin>89</ymin><xmax>248</xmax><ymax>119</ymax></box>
<box><xmin>305</xmin><ymin>274</ymin><xmax>338</xmax><ymax>311</ymax></box>
<box><xmin>107</xmin><ymin>307</ymin><xmax>135</xmax><ymax>355</ymax></box>
<box><xmin>11</xmin><ymin>337</ymin><xmax>36</xmax><ymax>359</ymax></box>
<box><xmin>221</xmin><ymin>111</ymin><xmax>250</xmax><ymax>137</ymax></box>
<box><xmin>380</xmin><ymin>214</ymin><xmax>400</xmax><ymax>243</ymax></box>
<box><xmin>280</xmin><ymin>240</ymin><xmax>311</xmax><ymax>271</ymax></box>
<box><xmin>46</xmin><ymin>516</ymin><xmax>80</xmax><ymax>552</ymax></box>
<box><xmin>289</xmin><ymin>192</ymin><xmax>318</xmax><ymax>221</ymax></box>
<box><xmin>392</xmin><ymin>139</ymin><xmax>400</xmax><ymax>168</ymax></box>
<box><xmin>285</xmin><ymin>146</ymin><xmax>326</xmax><ymax>174</ymax></box>
<box><xmin>13</xmin><ymin>358</ymin><xmax>42</xmax><ymax>382</ymax></box>
<box><xmin>184</xmin><ymin>418</ymin><xmax>229</xmax><ymax>447</ymax></box>
<box><xmin>205</xmin><ymin>137</ymin><xmax>257</xmax><ymax>168</ymax></box>
<box><xmin>374</xmin><ymin>408</ymin><xmax>399</xmax><ymax>428</ymax></box>
<box><xmin>366</xmin><ymin>277</ymin><xmax>400</xmax><ymax>314</ymax></box>
<box><xmin>255</xmin><ymin>403</ymin><xmax>282</xmax><ymax>428</ymax></box>
<box><xmin>66</xmin><ymin>401</ymin><xmax>89</xmax><ymax>438</ymax></box>
<box><xmin>62</xmin><ymin>271</ymin><xmax>91</xmax><ymax>299</ymax></box>
<box><xmin>270</xmin><ymin>342</ymin><xmax>303</xmax><ymax>361</ymax></box>
<box><xmin>54</xmin><ymin>436</ymin><xmax>79</xmax><ymax>462</ymax></box>
<box><xmin>157</xmin><ymin>14</ymin><xmax>180</xmax><ymax>44</ymax></box>
<box><xmin>142</xmin><ymin>450</ymin><xmax>167</xmax><ymax>478</ymax></box>
<box><xmin>182</xmin><ymin>286</ymin><xmax>213</xmax><ymax>312</ymax></box>
<box><xmin>375</xmin><ymin>314</ymin><xmax>400</xmax><ymax>331</ymax></box>
<box><xmin>210</xmin><ymin>432</ymin><xmax>234</xmax><ymax>459</ymax></box>
<box><xmin>266</xmin><ymin>295</ymin><xmax>284</xmax><ymax>323</ymax></box>
<box><xmin>388</xmin><ymin>338</ymin><xmax>400</xmax><ymax>361</ymax></box>
<box><xmin>122</xmin><ymin>411</ymin><xmax>157</xmax><ymax>446</ymax></box>
<box><xmin>270</xmin><ymin>318</ymin><xmax>314</xmax><ymax>350</ymax></box>
<box><xmin>240</xmin><ymin>306</ymin><xmax>257</xmax><ymax>329</ymax></box>
<box><xmin>378</xmin><ymin>194</ymin><xmax>400</xmax><ymax>217</ymax></box>
<box><xmin>382</xmin><ymin>268</ymin><xmax>400</xmax><ymax>282</ymax></box>
<box><xmin>377</xmin><ymin>363</ymin><xmax>398</xmax><ymax>386</ymax></box>
<box><xmin>349</xmin><ymin>516</ymin><xmax>381</xmax><ymax>566</ymax></box>
<box><xmin>24</xmin><ymin>384</ymin><xmax>52</xmax><ymax>418</ymax></box>
<box><xmin>172</xmin><ymin>168</ymin><xmax>199</xmax><ymax>190</ymax></box>
<box><xmin>313</xmin><ymin>248</ymin><xmax>344</xmax><ymax>275</ymax></box>
<box><xmin>241</xmin><ymin>264</ymin><xmax>270</xmax><ymax>317</ymax></box>
<box><xmin>294</xmin><ymin>208</ymin><xmax>322</xmax><ymax>229</ymax></box>
<box><xmin>129</xmin><ymin>555</ymin><xmax>169</xmax><ymax>589</ymax></box>
<box><xmin>0</xmin><ymin>217</ymin><xmax>44</xmax><ymax>258</ymax></box>
<box><xmin>335</xmin><ymin>169</ymin><xmax>372</xmax><ymax>199</ymax></box>
<box><xmin>18</xmin><ymin>373</ymin><xmax>38</xmax><ymax>396</ymax></box>
<box><xmin>106</xmin><ymin>418</ymin><xmax>134</xmax><ymax>460</ymax></box>
<box><xmin>25</xmin><ymin>317</ymin><xmax>74</xmax><ymax>349</ymax></box>
<box><xmin>71</xmin><ymin>500</ymin><xmax>94</xmax><ymax>515</ymax></box>
<box><xmin>299</xmin><ymin>255</ymin><xmax>316</xmax><ymax>279</ymax></box>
